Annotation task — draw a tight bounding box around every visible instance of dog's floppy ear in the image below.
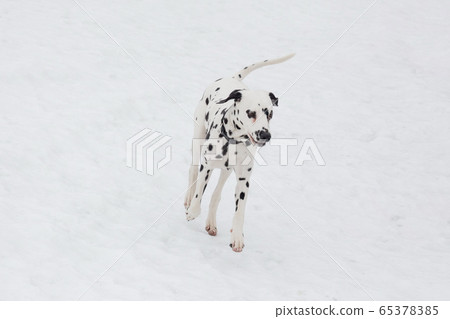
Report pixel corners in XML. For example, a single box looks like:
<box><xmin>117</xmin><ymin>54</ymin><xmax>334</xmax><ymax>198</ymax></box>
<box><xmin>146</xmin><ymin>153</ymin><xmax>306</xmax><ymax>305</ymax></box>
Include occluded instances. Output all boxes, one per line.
<box><xmin>269</xmin><ymin>92</ymin><xmax>278</xmax><ymax>106</ymax></box>
<box><xmin>218</xmin><ymin>89</ymin><xmax>242</xmax><ymax>104</ymax></box>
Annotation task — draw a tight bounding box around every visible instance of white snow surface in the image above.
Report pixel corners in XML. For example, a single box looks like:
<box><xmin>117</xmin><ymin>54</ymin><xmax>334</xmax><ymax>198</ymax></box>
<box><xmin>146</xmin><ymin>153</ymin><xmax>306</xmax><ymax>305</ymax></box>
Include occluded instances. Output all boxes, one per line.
<box><xmin>1</xmin><ymin>0</ymin><xmax>449</xmax><ymax>300</ymax></box>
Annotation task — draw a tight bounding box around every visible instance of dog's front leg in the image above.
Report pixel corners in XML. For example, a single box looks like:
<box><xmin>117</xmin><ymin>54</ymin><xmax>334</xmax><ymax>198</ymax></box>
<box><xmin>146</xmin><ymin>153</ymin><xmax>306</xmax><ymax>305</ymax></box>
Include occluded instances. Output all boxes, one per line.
<box><xmin>186</xmin><ymin>164</ymin><xmax>211</xmax><ymax>221</ymax></box>
<box><xmin>205</xmin><ymin>168</ymin><xmax>232</xmax><ymax>236</ymax></box>
<box><xmin>230</xmin><ymin>165</ymin><xmax>253</xmax><ymax>252</ymax></box>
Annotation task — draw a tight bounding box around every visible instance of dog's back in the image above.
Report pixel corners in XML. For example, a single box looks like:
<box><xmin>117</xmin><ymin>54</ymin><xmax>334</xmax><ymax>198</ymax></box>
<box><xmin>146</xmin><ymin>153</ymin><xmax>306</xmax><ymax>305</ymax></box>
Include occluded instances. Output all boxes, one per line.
<box><xmin>198</xmin><ymin>53</ymin><xmax>295</xmax><ymax>130</ymax></box>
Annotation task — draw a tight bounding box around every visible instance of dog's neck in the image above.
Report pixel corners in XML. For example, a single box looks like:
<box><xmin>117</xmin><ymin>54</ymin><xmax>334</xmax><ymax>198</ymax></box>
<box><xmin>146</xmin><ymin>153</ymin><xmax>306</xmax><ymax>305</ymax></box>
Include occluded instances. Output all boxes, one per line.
<box><xmin>222</xmin><ymin>104</ymin><xmax>248</xmax><ymax>143</ymax></box>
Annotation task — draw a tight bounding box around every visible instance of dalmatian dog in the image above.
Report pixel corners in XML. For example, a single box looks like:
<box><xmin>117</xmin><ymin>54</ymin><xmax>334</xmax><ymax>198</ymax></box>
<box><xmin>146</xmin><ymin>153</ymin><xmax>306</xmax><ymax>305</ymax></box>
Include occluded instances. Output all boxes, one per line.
<box><xmin>184</xmin><ymin>53</ymin><xmax>295</xmax><ymax>252</ymax></box>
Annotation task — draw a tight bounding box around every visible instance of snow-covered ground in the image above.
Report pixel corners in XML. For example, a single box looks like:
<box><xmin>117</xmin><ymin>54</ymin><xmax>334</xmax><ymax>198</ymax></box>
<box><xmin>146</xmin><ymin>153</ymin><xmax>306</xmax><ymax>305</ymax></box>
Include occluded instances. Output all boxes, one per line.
<box><xmin>1</xmin><ymin>0</ymin><xmax>449</xmax><ymax>300</ymax></box>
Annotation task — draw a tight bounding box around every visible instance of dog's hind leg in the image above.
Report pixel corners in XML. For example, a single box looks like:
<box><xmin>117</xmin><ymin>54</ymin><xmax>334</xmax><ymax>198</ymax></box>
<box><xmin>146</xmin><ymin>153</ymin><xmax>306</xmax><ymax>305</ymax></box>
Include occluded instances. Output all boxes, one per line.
<box><xmin>184</xmin><ymin>161</ymin><xmax>200</xmax><ymax>209</ymax></box>
<box><xmin>184</xmin><ymin>103</ymin><xmax>207</xmax><ymax>210</ymax></box>
<box><xmin>186</xmin><ymin>164</ymin><xmax>211</xmax><ymax>221</ymax></box>
<box><xmin>205</xmin><ymin>168</ymin><xmax>232</xmax><ymax>236</ymax></box>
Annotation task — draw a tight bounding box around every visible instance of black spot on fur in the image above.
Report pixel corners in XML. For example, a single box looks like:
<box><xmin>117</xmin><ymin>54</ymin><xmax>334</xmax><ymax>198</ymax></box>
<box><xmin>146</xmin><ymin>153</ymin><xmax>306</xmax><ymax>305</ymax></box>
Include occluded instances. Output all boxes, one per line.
<box><xmin>222</xmin><ymin>142</ymin><xmax>229</xmax><ymax>156</ymax></box>
<box><xmin>264</xmin><ymin>59</ymin><xmax>268</xmax><ymax>62</ymax></box>
<box><xmin>240</xmin><ymin>192</ymin><xmax>245</xmax><ymax>200</ymax></box>
<box><xmin>203</xmin><ymin>184</ymin><xmax>207</xmax><ymax>194</ymax></box>
<box><xmin>208</xmin><ymin>144</ymin><xmax>213</xmax><ymax>151</ymax></box>
<box><xmin>215</xmin><ymin>78</ymin><xmax>222</xmax><ymax>82</ymax></box>
<box><xmin>228</xmin><ymin>130</ymin><xmax>233</xmax><ymax>136</ymax></box>
<box><xmin>200</xmin><ymin>164</ymin><xmax>204</xmax><ymax>172</ymax></box>
<box><xmin>215</xmin><ymin>154</ymin><xmax>222</xmax><ymax>159</ymax></box>
<box><xmin>224</xmin><ymin>118</ymin><xmax>228</xmax><ymax>124</ymax></box>
<box><xmin>238</xmin><ymin>74</ymin><xmax>241</xmax><ymax>78</ymax></box>
<box><xmin>205</xmin><ymin>98</ymin><xmax>209</xmax><ymax>105</ymax></box>
<box><xmin>248</xmin><ymin>167</ymin><xmax>252</xmax><ymax>171</ymax></box>
<box><xmin>244</xmin><ymin>66</ymin><xmax>248</xmax><ymax>69</ymax></box>
<box><xmin>205</xmin><ymin>112</ymin><xmax>209</xmax><ymax>121</ymax></box>
<box><xmin>246</xmin><ymin>181</ymin><xmax>249</xmax><ymax>187</ymax></box>
<box><xmin>235</xmin><ymin>124</ymin><xmax>241</xmax><ymax>130</ymax></box>
<box><xmin>217</xmin><ymin>89</ymin><xmax>242</xmax><ymax>104</ymax></box>
<box><xmin>239</xmin><ymin>177</ymin><xmax>246</xmax><ymax>181</ymax></box>
<box><xmin>195</xmin><ymin>194</ymin><xmax>198</xmax><ymax>198</ymax></box>
<box><xmin>224</xmin><ymin>159</ymin><xmax>229</xmax><ymax>167</ymax></box>
<box><xmin>215</xmin><ymin>87</ymin><xmax>220</xmax><ymax>91</ymax></box>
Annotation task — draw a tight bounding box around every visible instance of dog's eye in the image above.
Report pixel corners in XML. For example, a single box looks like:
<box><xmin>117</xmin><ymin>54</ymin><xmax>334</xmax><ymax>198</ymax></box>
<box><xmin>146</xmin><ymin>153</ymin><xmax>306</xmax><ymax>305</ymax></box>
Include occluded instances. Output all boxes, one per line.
<box><xmin>268</xmin><ymin>110</ymin><xmax>273</xmax><ymax>120</ymax></box>
<box><xmin>246</xmin><ymin>110</ymin><xmax>256</xmax><ymax>119</ymax></box>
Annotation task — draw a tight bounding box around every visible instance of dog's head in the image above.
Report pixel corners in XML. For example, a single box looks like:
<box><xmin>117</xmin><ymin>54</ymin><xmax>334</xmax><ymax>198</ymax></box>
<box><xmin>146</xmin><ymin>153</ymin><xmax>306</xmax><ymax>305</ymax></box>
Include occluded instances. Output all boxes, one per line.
<box><xmin>219</xmin><ymin>89</ymin><xmax>277</xmax><ymax>147</ymax></box>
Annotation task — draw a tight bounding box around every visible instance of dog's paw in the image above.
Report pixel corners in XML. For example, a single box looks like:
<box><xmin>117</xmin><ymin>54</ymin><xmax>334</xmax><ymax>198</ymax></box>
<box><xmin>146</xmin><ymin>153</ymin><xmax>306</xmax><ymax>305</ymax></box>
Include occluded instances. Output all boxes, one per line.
<box><xmin>184</xmin><ymin>193</ymin><xmax>192</xmax><ymax>210</ymax></box>
<box><xmin>205</xmin><ymin>224</ymin><xmax>217</xmax><ymax>236</ymax></box>
<box><xmin>186</xmin><ymin>205</ymin><xmax>201</xmax><ymax>221</ymax></box>
<box><xmin>229</xmin><ymin>231</ymin><xmax>245</xmax><ymax>252</ymax></box>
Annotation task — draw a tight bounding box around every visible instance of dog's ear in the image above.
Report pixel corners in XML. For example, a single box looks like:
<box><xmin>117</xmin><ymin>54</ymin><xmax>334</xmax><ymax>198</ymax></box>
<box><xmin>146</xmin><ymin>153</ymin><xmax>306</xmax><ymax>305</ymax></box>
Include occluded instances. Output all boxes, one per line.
<box><xmin>218</xmin><ymin>90</ymin><xmax>242</xmax><ymax>104</ymax></box>
<box><xmin>269</xmin><ymin>92</ymin><xmax>278</xmax><ymax>106</ymax></box>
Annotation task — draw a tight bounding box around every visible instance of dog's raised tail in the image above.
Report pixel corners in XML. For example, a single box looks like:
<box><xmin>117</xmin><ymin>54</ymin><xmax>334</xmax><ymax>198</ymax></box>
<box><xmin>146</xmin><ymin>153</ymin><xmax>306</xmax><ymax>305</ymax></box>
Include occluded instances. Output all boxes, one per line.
<box><xmin>233</xmin><ymin>53</ymin><xmax>295</xmax><ymax>80</ymax></box>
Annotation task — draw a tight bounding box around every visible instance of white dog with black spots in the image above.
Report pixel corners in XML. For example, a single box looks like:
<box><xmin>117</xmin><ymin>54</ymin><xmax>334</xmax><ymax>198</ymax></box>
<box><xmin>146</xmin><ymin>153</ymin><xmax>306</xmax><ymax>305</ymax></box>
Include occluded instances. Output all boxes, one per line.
<box><xmin>184</xmin><ymin>53</ymin><xmax>295</xmax><ymax>252</ymax></box>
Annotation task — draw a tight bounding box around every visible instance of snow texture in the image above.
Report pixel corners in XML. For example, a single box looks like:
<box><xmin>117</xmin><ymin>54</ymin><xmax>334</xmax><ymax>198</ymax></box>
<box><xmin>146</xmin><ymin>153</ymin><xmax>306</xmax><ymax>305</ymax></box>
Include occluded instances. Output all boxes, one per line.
<box><xmin>0</xmin><ymin>0</ymin><xmax>449</xmax><ymax>300</ymax></box>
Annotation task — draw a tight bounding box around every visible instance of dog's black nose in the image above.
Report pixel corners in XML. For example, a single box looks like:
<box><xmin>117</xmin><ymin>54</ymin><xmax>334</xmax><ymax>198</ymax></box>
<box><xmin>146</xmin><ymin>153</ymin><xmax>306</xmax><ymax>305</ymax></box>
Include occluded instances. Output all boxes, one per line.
<box><xmin>259</xmin><ymin>131</ymin><xmax>271</xmax><ymax>141</ymax></box>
